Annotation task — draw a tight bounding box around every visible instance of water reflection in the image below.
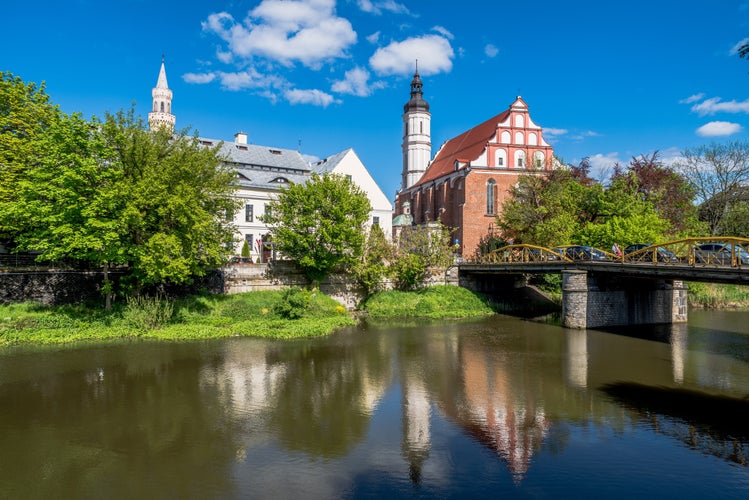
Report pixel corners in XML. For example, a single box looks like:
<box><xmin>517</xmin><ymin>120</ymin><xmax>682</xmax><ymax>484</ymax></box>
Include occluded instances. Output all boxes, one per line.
<box><xmin>2</xmin><ymin>312</ymin><xmax>749</xmax><ymax>497</ymax></box>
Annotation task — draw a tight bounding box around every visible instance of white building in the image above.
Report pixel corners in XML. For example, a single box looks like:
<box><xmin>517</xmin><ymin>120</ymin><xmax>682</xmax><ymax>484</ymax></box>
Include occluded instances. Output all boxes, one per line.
<box><xmin>148</xmin><ymin>59</ymin><xmax>391</xmax><ymax>262</ymax></box>
<box><xmin>311</xmin><ymin>148</ymin><xmax>393</xmax><ymax>239</ymax></box>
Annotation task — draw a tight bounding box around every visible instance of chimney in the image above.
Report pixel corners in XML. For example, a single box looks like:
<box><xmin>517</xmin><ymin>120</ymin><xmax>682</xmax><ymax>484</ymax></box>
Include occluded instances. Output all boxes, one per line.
<box><xmin>234</xmin><ymin>132</ymin><xmax>248</xmax><ymax>144</ymax></box>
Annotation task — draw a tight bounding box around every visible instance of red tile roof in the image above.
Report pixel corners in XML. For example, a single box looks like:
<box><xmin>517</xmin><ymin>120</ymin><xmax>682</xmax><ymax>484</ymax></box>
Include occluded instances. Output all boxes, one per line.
<box><xmin>414</xmin><ymin>109</ymin><xmax>510</xmax><ymax>186</ymax></box>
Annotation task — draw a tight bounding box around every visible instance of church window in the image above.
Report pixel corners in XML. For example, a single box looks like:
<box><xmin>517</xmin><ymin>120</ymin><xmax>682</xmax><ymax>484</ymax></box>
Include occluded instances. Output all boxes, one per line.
<box><xmin>245</xmin><ymin>204</ymin><xmax>254</xmax><ymax>222</ymax></box>
<box><xmin>160</xmin><ymin>102</ymin><xmax>164</xmax><ymax>112</ymax></box>
<box><xmin>516</xmin><ymin>150</ymin><xmax>526</xmax><ymax>168</ymax></box>
<box><xmin>528</xmin><ymin>133</ymin><xmax>537</xmax><ymax>146</ymax></box>
<box><xmin>495</xmin><ymin>148</ymin><xmax>507</xmax><ymax>168</ymax></box>
<box><xmin>486</xmin><ymin>179</ymin><xmax>496</xmax><ymax>215</ymax></box>
<box><xmin>534</xmin><ymin>151</ymin><xmax>545</xmax><ymax>169</ymax></box>
<box><xmin>501</xmin><ymin>131</ymin><xmax>511</xmax><ymax>143</ymax></box>
<box><xmin>515</xmin><ymin>131</ymin><xmax>524</xmax><ymax>144</ymax></box>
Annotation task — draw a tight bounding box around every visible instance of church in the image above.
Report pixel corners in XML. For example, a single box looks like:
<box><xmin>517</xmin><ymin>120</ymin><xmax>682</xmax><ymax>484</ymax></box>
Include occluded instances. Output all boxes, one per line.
<box><xmin>147</xmin><ymin>59</ymin><xmax>392</xmax><ymax>263</ymax></box>
<box><xmin>393</xmin><ymin>71</ymin><xmax>556</xmax><ymax>258</ymax></box>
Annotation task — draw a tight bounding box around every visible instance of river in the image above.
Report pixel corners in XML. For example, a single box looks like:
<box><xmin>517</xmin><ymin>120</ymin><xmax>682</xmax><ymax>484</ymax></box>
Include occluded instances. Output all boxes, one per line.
<box><xmin>1</xmin><ymin>310</ymin><xmax>749</xmax><ymax>498</ymax></box>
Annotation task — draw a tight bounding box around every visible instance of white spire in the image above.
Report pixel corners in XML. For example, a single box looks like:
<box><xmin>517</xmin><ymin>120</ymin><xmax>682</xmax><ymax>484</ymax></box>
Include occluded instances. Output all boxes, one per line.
<box><xmin>148</xmin><ymin>55</ymin><xmax>175</xmax><ymax>132</ymax></box>
<box><xmin>156</xmin><ymin>55</ymin><xmax>169</xmax><ymax>89</ymax></box>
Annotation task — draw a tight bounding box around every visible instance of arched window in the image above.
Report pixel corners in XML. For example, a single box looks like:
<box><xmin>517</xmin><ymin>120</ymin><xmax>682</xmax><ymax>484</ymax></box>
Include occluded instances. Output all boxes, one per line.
<box><xmin>486</xmin><ymin>179</ymin><xmax>496</xmax><ymax>215</ymax></box>
<box><xmin>528</xmin><ymin>132</ymin><xmax>538</xmax><ymax>146</ymax></box>
<box><xmin>533</xmin><ymin>151</ymin><xmax>545</xmax><ymax>169</ymax></box>
<box><xmin>515</xmin><ymin>131</ymin><xmax>524</xmax><ymax>145</ymax></box>
<box><xmin>495</xmin><ymin>148</ymin><xmax>507</xmax><ymax>168</ymax></box>
<box><xmin>501</xmin><ymin>131</ymin><xmax>511</xmax><ymax>144</ymax></box>
<box><xmin>515</xmin><ymin>114</ymin><xmax>525</xmax><ymax>127</ymax></box>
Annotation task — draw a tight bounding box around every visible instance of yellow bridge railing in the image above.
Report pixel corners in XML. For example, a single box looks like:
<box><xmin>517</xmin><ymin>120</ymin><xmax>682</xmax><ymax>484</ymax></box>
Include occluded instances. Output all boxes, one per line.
<box><xmin>472</xmin><ymin>238</ymin><xmax>749</xmax><ymax>267</ymax></box>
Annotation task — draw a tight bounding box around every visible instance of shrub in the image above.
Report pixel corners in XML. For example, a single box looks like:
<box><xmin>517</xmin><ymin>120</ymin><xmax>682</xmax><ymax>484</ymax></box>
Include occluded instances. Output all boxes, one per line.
<box><xmin>273</xmin><ymin>287</ymin><xmax>312</xmax><ymax>319</ymax></box>
<box><xmin>122</xmin><ymin>294</ymin><xmax>174</xmax><ymax>330</ymax></box>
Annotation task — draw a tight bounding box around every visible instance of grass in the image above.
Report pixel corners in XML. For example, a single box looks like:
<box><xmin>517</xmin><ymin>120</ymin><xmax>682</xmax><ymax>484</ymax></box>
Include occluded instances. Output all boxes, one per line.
<box><xmin>686</xmin><ymin>282</ymin><xmax>749</xmax><ymax>309</ymax></box>
<box><xmin>0</xmin><ymin>289</ymin><xmax>355</xmax><ymax>346</ymax></box>
<box><xmin>362</xmin><ymin>285</ymin><xmax>496</xmax><ymax>319</ymax></box>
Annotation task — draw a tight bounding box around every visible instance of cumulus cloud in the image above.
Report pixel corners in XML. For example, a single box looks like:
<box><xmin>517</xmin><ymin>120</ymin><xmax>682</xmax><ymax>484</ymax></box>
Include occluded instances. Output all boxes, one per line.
<box><xmin>357</xmin><ymin>0</ymin><xmax>410</xmax><ymax>15</ymax></box>
<box><xmin>696</xmin><ymin>121</ymin><xmax>743</xmax><ymax>137</ymax></box>
<box><xmin>484</xmin><ymin>44</ymin><xmax>499</xmax><ymax>58</ymax></box>
<box><xmin>201</xmin><ymin>0</ymin><xmax>357</xmax><ymax>68</ymax></box>
<box><xmin>331</xmin><ymin>67</ymin><xmax>385</xmax><ymax>97</ymax></box>
<box><xmin>285</xmin><ymin>88</ymin><xmax>337</xmax><ymax>107</ymax></box>
<box><xmin>184</xmin><ymin>69</ymin><xmax>286</xmax><ymax>92</ymax></box>
<box><xmin>691</xmin><ymin>97</ymin><xmax>749</xmax><ymax>116</ymax></box>
<box><xmin>370</xmin><ymin>34</ymin><xmax>454</xmax><ymax>76</ymax></box>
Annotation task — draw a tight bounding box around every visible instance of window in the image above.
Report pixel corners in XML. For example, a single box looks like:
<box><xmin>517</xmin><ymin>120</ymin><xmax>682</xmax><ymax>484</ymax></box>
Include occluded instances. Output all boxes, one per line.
<box><xmin>517</xmin><ymin>157</ymin><xmax>524</xmax><ymax>167</ymax></box>
<box><xmin>346</xmin><ymin>174</ymin><xmax>352</xmax><ymax>182</ymax></box>
<box><xmin>245</xmin><ymin>204</ymin><xmax>254</xmax><ymax>222</ymax></box>
<box><xmin>486</xmin><ymin>179</ymin><xmax>496</xmax><ymax>215</ymax></box>
<box><xmin>497</xmin><ymin>157</ymin><xmax>504</xmax><ymax>166</ymax></box>
<box><xmin>373</xmin><ymin>216</ymin><xmax>380</xmax><ymax>226</ymax></box>
<box><xmin>245</xmin><ymin>234</ymin><xmax>253</xmax><ymax>244</ymax></box>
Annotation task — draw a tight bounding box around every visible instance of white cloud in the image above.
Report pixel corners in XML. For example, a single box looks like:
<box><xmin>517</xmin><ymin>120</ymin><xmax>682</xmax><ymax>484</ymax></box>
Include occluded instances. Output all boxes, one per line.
<box><xmin>484</xmin><ymin>44</ymin><xmax>499</xmax><ymax>58</ymax></box>
<box><xmin>696</xmin><ymin>121</ymin><xmax>743</xmax><ymax>137</ymax></box>
<box><xmin>679</xmin><ymin>93</ymin><xmax>704</xmax><ymax>104</ymax></box>
<box><xmin>543</xmin><ymin>128</ymin><xmax>568</xmax><ymax>137</ymax></box>
<box><xmin>202</xmin><ymin>1</ymin><xmax>357</xmax><ymax>68</ymax></box>
<box><xmin>691</xmin><ymin>97</ymin><xmax>749</xmax><ymax>115</ymax></box>
<box><xmin>431</xmin><ymin>26</ymin><xmax>454</xmax><ymax>40</ymax></box>
<box><xmin>366</xmin><ymin>31</ymin><xmax>380</xmax><ymax>44</ymax></box>
<box><xmin>370</xmin><ymin>34</ymin><xmax>454</xmax><ymax>76</ymax></box>
<box><xmin>331</xmin><ymin>67</ymin><xmax>385</xmax><ymax>97</ymax></box>
<box><xmin>586</xmin><ymin>153</ymin><xmax>621</xmax><ymax>182</ymax></box>
<box><xmin>285</xmin><ymin>88</ymin><xmax>337</xmax><ymax>107</ymax></box>
<box><xmin>183</xmin><ymin>72</ymin><xmax>217</xmax><ymax>84</ymax></box>
<box><xmin>357</xmin><ymin>0</ymin><xmax>410</xmax><ymax>15</ymax></box>
<box><xmin>730</xmin><ymin>37</ymin><xmax>749</xmax><ymax>55</ymax></box>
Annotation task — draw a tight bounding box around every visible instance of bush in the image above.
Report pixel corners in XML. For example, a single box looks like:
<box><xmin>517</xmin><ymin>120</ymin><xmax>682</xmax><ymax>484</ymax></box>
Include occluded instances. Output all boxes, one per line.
<box><xmin>122</xmin><ymin>294</ymin><xmax>174</xmax><ymax>330</ymax></box>
<box><xmin>273</xmin><ymin>287</ymin><xmax>312</xmax><ymax>319</ymax></box>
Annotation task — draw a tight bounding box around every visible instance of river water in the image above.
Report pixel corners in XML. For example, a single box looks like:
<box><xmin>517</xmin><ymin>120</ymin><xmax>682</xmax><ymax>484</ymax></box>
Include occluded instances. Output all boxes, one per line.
<box><xmin>1</xmin><ymin>310</ymin><xmax>749</xmax><ymax>498</ymax></box>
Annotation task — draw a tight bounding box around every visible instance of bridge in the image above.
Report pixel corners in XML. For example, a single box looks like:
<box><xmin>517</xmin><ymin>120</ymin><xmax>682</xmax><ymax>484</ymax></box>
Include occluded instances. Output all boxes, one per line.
<box><xmin>457</xmin><ymin>238</ymin><xmax>749</xmax><ymax>329</ymax></box>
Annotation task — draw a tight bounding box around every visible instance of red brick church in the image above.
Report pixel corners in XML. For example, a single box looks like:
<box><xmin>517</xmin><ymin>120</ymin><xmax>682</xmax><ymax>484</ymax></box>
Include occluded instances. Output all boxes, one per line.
<box><xmin>393</xmin><ymin>71</ymin><xmax>555</xmax><ymax>257</ymax></box>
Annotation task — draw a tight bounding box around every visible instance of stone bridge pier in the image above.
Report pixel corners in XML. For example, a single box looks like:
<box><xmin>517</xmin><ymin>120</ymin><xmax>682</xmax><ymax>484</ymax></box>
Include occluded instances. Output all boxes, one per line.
<box><xmin>561</xmin><ymin>270</ymin><xmax>688</xmax><ymax>329</ymax></box>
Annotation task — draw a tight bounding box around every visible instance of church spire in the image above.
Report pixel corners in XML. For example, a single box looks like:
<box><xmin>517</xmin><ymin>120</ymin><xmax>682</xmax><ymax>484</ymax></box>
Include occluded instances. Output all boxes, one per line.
<box><xmin>148</xmin><ymin>56</ymin><xmax>175</xmax><ymax>132</ymax></box>
<box><xmin>401</xmin><ymin>62</ymin><xmax>432</xmax><ymax>190</ymax></box>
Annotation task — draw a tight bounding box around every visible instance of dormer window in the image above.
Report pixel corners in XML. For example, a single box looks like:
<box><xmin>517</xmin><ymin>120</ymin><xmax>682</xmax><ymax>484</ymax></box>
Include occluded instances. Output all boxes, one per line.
<box><xmin>271</xmin><ymin>177</ymin><xmax>289</xmax><ymax>184</ymax></box>
<box><xmin>269</xmin><ymin>149</ymin><xmax>282</xmax><ymax>155</ymax></box>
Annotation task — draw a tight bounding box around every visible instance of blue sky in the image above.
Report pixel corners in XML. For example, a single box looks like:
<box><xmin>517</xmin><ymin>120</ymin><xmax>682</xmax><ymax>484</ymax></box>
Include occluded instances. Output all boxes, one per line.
<box><xmin>3</xmin><ymin>0</ymin><xmax>749</xmax><ymax>196</ymax></box>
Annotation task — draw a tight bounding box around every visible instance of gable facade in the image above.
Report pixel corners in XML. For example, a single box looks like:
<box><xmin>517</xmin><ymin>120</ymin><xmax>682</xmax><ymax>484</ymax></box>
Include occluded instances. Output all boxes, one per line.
<box><xmin>395</xmin><ymin>95</ymin><xmax>555</xmax><ymax>257</ymax></box>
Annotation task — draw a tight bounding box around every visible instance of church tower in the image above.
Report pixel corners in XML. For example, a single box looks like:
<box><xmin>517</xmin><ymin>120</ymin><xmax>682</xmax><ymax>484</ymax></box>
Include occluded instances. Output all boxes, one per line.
<box><xmin>148</xmin><ymin>56</ymin><xmax>175</xmax><ymax>132</ymax></box>
<box><xmin>401</xmin><ymin>66</ymin><xmax>431</xmax><ymax>190</ymax></box>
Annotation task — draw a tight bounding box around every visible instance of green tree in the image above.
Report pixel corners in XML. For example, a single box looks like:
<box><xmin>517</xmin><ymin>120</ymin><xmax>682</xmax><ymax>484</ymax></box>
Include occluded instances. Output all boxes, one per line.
<box><xmin>263</xmin><ymin>172</ymin><xmax>371</xmax><ymax>286</ymax></box>
<box><xmin>355</xmin><ymin>224</ymin><xmax>394</xmax><ymax>295</ymax></box>
<box><xmin>392</xmin><ymin>222</ymin><xmax>455</xmax><ymax>290</ymax></box>
<box><xmin>610</xmin><ymin>152</ymin><xmax>701</xmax><ymax>235</ymax></box>
<box><xmin>0</xmin><ymin>86</ymin><xmax>240</xmax><ymax>305</ymax></box>
<box><xmin>0</xmin><ymin>72</ymin><xmax>61</xmax><ymax>241</ymax></box>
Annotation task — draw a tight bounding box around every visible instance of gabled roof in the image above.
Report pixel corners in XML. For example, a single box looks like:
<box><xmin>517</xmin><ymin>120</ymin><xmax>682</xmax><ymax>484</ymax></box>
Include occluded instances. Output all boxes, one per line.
<box><xmin>311</xmin><ymin>148</ymin><xmax>351</xmax><ymax>174</ymax></box>
<box><xmin>414</xmin><ymin>109</ymin><xmax>510</xmax><ymax>186</ymax></box>
<box><xmin>208</xmin><ymin>140</ymin><xmax>310</xmax><ymax>171</ymax></box>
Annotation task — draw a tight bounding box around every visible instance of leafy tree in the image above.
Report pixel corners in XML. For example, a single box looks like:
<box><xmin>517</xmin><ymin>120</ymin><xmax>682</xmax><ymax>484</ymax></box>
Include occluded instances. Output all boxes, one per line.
<box><xmin>392</xmin><ymin>222</ymin><xmax>455</xmax><ymax>290</ymax></box>
<box><xmin>675</xmin><ymin>141</ymin><xmax>749</xmax><ymax>235</ymax></box>
<box><xmin>611</xmin><ymin>152</ymin><xmax>700</xmax><ymax>234</ymax></box>
<box><xmin>0</xmin><ymin>72</ymin><xmax>61</xmax><ymax>241</ymax></box>
<box><xmin>355</xmin><ymin>224</ymin><xmax>394</xmax><ymax>295</ymax></box>
<box><xmin>0</xmin><ymin>85</ymin><xmax>240</xmax><ymax>306</ymax></box>
<box><xmin>263</xmin><ymin>172</ymin><xmax>371</xmax><ymax>286</ymax></box>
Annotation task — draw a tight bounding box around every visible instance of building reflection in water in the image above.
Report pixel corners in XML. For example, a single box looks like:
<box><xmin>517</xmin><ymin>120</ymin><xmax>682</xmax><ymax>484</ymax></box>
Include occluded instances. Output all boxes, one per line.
<box><xmin>670</xmin><ymin>324</ymin><xmax>688</xmax><ymax>384</ymax></box>
<box><xmin>401</xmin><ymin>370</ymin><xmax>431</xmax><ymax>484</ymax></box>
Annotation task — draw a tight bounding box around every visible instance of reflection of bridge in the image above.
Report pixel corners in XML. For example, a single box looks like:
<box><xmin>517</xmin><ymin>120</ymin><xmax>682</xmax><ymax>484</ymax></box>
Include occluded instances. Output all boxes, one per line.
<box><xmin>458</xmin><ymin>238</ymin><xmax>749</xmax><ymax>329</ymax></box>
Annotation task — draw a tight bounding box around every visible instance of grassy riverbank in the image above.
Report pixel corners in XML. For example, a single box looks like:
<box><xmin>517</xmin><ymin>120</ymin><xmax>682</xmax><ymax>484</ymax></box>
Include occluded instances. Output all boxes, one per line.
<box><xmin>362</xmin><ymin>285</ymin><xmax>496</xmax><ymax>319</ymax></box>
<box><xmin>0</xmin><ymin>289</ymin><xmax>355</xmax><ymax>346</ymax></box>
<box><xmin>687</xmin><ymin>282</ymin><xmax>749</xmax><ymax>309</ymax></box>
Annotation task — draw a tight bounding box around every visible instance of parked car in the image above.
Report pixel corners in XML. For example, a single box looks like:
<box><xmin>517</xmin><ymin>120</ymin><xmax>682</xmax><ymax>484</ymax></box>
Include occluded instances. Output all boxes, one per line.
<box><xmin>694</xmin><ymin>243</ymin><xmax>749</xmax><ymax>265</ymax></box>
<box><xmin>563</xmin><ymin>245</ymin><xmax>608</xmax><ymax>261</ymax></box>
<box><xmin>623</xmin><ymin>244</ymin><xmax>679</xmax><ymax>263</ymax></box>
